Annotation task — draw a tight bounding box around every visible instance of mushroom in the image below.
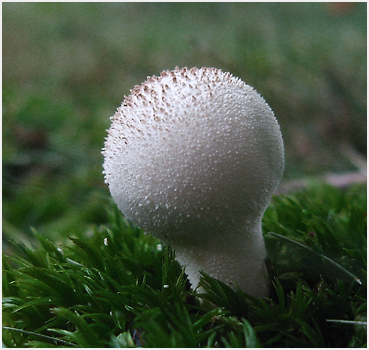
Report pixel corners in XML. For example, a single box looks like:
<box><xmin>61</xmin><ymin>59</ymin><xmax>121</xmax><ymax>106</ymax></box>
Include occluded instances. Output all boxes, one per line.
<box><xmin>103</xmin><ymin>67</ymin><xmax>284</xmax><ymax>297</ymax></box>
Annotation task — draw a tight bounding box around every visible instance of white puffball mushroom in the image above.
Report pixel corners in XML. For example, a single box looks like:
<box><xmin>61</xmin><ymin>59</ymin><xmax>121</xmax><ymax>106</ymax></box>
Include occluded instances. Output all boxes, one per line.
<box><xmin>103</xmin><ymin>67</ymin><xmax>284</xmax><ymax>298</ymax></box>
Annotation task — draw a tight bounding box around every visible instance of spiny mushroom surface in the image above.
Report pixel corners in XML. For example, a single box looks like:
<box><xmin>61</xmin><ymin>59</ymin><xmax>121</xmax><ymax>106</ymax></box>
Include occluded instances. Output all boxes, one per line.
<box><xmin>103</xmin><ymin>67</ymin><xmax>284</xmax><ymax>297</ymax></box>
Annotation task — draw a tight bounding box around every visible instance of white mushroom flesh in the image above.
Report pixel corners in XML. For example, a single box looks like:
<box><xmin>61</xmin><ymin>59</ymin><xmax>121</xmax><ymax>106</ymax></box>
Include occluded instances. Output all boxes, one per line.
<box><xmin>103</xmin><ymin>67</ymin><xmax>284</xmax><ymax>297</ymax></box>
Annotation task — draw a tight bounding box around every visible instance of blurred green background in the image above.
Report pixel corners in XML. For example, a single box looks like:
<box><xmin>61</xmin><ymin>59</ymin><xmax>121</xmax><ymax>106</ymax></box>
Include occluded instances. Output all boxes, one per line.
<box><xmin>3</xmin><ymin>3</ymin><xmax>367</xmax><ymax>244</ymax></box>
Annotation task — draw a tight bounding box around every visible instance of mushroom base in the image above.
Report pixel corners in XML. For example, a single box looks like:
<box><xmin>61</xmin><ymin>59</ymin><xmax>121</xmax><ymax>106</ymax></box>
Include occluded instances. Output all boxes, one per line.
<box><xmin>171</xmin><ymin>224</ymin><xmax>269</xmax><ymax>298</ymax></box>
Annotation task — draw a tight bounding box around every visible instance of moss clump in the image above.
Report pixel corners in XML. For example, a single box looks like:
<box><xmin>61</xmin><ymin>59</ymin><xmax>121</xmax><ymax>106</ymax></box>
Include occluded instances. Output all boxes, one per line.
<box><xmin>3</xmin><ymin>184</ymin><xmax>367</xmax><ymax>347</ymax></box>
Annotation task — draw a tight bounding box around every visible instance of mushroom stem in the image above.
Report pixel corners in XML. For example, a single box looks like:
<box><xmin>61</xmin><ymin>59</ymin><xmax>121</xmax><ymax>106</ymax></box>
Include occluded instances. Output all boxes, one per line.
<box><xmin>173</xmin><ymin>222</ymin><xmax>268</xmax><ymax>296</ymax></box>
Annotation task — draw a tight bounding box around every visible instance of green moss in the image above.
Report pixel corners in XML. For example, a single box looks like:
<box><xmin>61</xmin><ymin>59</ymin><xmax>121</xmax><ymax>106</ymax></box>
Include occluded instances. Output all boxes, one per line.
<box><xmin>3</xmin><ymin>185</ymin><xmax>366</xmax><ymax>347</ymax></box>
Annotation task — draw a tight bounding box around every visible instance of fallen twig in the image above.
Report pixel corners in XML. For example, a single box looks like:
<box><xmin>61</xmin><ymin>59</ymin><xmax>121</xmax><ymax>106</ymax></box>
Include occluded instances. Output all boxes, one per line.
<box><xmin>276</xmin><ymin>171</ymin><xmax>366</xmax><ymax>194</ymax></box>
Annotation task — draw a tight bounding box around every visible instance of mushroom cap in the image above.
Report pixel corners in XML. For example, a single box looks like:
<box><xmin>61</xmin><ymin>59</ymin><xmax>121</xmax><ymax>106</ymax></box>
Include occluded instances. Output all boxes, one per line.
<box><xmin>103</xmin><ymin>67</ymin><xmax>284</xmax><ymax>245</ymax></box>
